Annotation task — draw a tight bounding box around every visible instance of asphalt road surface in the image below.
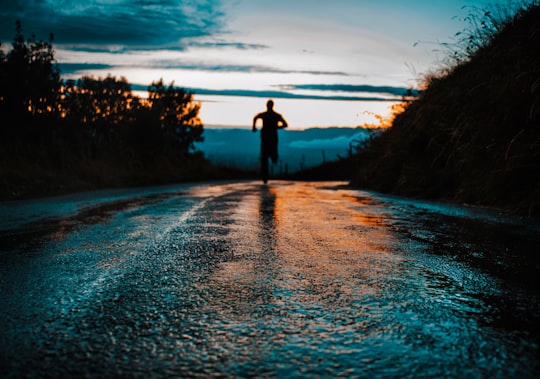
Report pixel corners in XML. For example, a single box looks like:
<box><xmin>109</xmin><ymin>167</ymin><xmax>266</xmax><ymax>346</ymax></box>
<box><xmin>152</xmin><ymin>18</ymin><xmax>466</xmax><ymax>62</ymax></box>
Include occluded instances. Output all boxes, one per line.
<box><xmin>1</xmin><ymin>181</ymin><xmax>539</xmax><ymax>378</ymax></box>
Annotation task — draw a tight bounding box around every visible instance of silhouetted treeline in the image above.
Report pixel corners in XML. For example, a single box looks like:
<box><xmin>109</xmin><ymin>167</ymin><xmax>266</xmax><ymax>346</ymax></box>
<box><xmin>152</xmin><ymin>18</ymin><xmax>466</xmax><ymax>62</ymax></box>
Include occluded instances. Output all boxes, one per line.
<box><xmin>349</xmin><ymin>3</ymin><xmax>540</xmax><ymax>215</ymax></box>
<box><xmin>0</xmin><ymin>21</ymin><xmax>227</xmax><ymax>199</ymax></box>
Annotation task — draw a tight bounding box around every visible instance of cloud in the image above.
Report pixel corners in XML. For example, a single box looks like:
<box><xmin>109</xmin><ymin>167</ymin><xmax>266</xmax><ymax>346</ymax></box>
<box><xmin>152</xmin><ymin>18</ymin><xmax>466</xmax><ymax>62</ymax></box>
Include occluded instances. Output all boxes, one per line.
<box><xmin>166</xmin><ymin>87</ymin><xmax>399</xmax><ymax>102</ymax></box>
<box><xmin>126</xmin><ymin>84</ymin><xmax>399</xmax><ymax>102</ymax></box>
<box><xmin>187</xmin><ymin>40</ymin><xmax>268</xmax><ymax>50</ymax></box>
<box><xmin>58</xmin><ymin>63</ymin><xmax>114</xmax><ymax>75</ymax></box>
<box><xmin>133</xmin><ymin>60</ymin><xmax>348</xmax><ymax>75</ymax></box>
<box><xmin>58</xmin><ymin>59</ymin><xmax>349</xmax><ymax>77</ymax></box>
<box><xmin>280</xmin><ymin>84</ymin><xmax>419</xmax><ymax>96</ymax></box>
<box><xmin>1</xmin><ymin>1</ymin><xmax>351</xmax><ymax>80</ymax></box>
<box><xmin>0</xmin><ymin>0</ymin><xmax>226</xmax><ymax>47</ymax></box>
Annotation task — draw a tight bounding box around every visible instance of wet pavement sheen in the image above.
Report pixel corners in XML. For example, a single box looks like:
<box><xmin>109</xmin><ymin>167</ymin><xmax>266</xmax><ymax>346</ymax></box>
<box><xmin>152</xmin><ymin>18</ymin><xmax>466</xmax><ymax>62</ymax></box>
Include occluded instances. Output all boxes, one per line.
<box><xmin>0</xmin><ymin>181</ymin><xmax>538</xmax><ymax>378</ymax></box>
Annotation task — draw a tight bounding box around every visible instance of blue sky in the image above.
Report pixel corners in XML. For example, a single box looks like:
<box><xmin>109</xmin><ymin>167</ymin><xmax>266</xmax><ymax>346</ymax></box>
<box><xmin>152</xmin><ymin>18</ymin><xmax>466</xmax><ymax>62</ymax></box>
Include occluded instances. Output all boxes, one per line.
<box><xmin>0</xmin><ymin>0</ymin><xmax>524</xmax><ymax>127</ymax></box>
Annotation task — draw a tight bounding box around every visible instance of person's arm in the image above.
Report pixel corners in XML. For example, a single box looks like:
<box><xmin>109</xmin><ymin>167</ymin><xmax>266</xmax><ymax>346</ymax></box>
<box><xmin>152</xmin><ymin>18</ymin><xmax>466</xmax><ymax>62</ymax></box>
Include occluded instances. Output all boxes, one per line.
<box><xmin>279</xmin><ymin>115</ymin><xmax>288</xmax><ymax>129</ymax></box>
<box><xmin>252</xmin><ymin>114</ymin><xmax>260</xmax><ymax>132</ymax></box>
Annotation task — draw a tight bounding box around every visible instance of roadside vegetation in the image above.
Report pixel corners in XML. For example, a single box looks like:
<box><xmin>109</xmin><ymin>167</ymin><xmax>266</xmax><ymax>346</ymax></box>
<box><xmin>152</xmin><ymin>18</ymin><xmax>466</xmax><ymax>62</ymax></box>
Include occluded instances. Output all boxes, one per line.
<box><xmin>0</xmin><ymin>21</ymin><xmax>245</xmax><ymax>200</ymax></box>
<box><xmin>347</xmin><ymin>1</ymin><xmax>540</xmax><ymax>216</ymax></box>
<box><xmin>3</xmin><ymin>1</ymin><xmax>539</xmax><ymax>217</ymax></box>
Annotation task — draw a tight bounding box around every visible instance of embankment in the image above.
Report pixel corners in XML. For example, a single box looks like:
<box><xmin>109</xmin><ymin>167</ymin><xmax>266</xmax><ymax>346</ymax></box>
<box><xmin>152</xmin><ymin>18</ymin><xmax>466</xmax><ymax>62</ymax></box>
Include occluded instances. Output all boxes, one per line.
<box><xmin>350</xmin><ymin>4</ymin><xmax>540</xmax><ymax>216</ymax></box>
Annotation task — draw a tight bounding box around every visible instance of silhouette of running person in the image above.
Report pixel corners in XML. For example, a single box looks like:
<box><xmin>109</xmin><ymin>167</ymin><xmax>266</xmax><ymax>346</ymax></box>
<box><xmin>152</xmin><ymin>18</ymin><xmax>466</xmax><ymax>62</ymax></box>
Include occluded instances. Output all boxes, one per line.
<box><xmin>252</xmin><ymin>99</ymin><xmax>288</xmax><ymax>183</ymax></box>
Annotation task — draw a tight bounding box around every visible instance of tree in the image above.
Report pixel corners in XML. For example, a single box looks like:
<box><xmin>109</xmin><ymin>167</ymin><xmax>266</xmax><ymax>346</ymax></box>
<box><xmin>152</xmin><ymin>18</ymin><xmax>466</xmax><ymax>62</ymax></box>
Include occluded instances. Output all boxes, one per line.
<box><xmin>0</xmin><ymin>22</ymin><xmax>209</xmax><ymax>197</ymax></box>
<box><xmin>0</xmin><ymin>20</ymin><xmax>61</xmax><ymax>130</ymax></box>
<box><xmin>61</xmin><ymin>75</ymin><xmax>138</xmax><ymax>139</ymax></box>
<box><xmin>148</xmin><ymin>79</ymin><xmax>204</xmax><ymax>154</ymax></box>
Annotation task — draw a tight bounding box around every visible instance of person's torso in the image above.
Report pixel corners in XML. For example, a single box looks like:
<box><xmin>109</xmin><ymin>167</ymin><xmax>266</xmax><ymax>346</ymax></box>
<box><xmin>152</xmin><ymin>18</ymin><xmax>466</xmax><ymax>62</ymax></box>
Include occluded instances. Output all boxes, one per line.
<box><xmin>260</xmin><ymin>111</ymin><xmax>282</xmax><ymax>130</ymax></box>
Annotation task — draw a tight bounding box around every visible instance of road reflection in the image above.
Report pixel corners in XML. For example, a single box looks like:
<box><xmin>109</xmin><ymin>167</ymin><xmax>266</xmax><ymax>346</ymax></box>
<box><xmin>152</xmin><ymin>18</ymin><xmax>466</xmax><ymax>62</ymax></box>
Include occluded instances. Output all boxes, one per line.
<box><xmin>2</xmin><ymin>181</ymin><xmax>538</xmax><ymax>378</ymax></box>
<box><xmin>205</xmin><ymin>184</ymin><xmax>280</xmax><ymax>319</ymax></box>
<box><xmin>272</xmin><ymin>182</ymin><xmax>401</xmax><ymax>300</ymax></box>
<box><xmin>206</xmin><ymin>182</ymin><xmax>538</xmax><ymax>377</ymax></box>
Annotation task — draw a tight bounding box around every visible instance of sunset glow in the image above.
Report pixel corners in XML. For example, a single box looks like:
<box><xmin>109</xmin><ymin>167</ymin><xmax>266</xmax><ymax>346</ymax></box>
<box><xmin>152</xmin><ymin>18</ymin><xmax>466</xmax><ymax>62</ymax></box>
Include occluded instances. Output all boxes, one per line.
<box><xmin>0</xmin><ymin>0</ymin><xmax>514</xmax><ymax>128</ymax></box>
<box><xmin>197</xmin><ymin>95</ymin><xmax>399</xmax><ymax>129</ymax></box>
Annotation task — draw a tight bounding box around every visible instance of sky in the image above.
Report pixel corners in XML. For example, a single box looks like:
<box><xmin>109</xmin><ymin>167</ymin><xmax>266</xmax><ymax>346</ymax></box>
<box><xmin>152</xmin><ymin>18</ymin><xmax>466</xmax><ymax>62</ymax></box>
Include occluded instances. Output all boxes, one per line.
<box><xmin>0</xmin><ymin>0</ymin><xmax>522</xmax><ymax>128</ymax></box>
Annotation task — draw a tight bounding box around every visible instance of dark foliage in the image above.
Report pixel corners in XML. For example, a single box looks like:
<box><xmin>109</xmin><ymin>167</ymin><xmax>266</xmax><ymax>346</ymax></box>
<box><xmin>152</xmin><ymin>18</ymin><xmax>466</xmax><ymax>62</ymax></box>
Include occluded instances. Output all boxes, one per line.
<box><xmin>350</xmin><ymin>3</ymin><xmax>540</xmax><ymax>216</ymax></box>
<box><xmin>0</xmin><ymin>21</ymin><xmax>235</xmax><ymax>199</ymax></box>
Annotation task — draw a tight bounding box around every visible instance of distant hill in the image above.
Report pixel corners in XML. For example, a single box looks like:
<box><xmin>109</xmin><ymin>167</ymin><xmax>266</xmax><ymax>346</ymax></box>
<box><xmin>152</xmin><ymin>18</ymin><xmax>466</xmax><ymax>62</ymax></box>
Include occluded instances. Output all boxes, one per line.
<box><xmin>348</xmin><ymin>3</ymin><xmax>540</xmax><ymax>216</ymax></box>
<box><xmin>196</xmin><ymin>127</ymin><xmax>372</xmax><ymax>174</ymax></box>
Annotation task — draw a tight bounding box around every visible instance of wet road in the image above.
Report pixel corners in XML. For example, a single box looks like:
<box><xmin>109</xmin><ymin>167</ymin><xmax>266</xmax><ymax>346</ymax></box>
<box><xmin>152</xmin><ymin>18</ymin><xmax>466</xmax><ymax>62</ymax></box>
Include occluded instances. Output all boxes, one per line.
<box><xmin>0</xmin><ymin>181</ymin><xmax>539</xmax><ymax>378</ymax></box>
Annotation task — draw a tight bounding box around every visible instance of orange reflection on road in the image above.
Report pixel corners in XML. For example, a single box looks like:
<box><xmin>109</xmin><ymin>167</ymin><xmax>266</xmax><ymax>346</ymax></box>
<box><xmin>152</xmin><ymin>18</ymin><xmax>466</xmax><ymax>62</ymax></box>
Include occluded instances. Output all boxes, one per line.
<box><xmin>209</xmin><ymin>181</ymin><xmax>401</xmax><ymax>321</ymax></box>
<box><xmin>269</xmin><ymin>182</ymin><xmax>400</xmax><ymax>306</ymax></box>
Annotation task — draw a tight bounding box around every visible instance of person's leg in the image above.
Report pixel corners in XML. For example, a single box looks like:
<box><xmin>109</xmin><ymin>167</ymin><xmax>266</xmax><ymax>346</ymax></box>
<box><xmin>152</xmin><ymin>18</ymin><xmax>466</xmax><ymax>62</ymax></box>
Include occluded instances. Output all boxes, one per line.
<box><xmin>261</xmin><ymin>154</ymin><xmax>269</xmax><ymax>184</ymax></box>
<box><xmin>267</xmin><ymin>144</ymin><xmax>278</xmax><ymax>182</ymax></box>
<box><xmin>270</xmin><ymin>141</ymin><xmax>279</xmax><ymax>164</ymax></box>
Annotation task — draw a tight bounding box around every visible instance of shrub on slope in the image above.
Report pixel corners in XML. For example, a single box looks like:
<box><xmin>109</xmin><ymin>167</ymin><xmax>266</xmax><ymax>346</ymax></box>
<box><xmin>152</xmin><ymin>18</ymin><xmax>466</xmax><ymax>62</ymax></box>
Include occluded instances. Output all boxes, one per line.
<box><xmin>351</xmin><ymin>3</ymin><xmax>540</xmax><ymax>215</ymax></box>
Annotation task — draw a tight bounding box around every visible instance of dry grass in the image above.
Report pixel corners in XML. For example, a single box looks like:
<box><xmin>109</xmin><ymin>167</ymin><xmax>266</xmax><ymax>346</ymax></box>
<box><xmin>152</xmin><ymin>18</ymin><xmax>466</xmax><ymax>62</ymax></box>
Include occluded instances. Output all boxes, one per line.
<box><xmin>350</xmin><ymin>2</ymin><xmax>540</xmax><ymax>216</ymax></box>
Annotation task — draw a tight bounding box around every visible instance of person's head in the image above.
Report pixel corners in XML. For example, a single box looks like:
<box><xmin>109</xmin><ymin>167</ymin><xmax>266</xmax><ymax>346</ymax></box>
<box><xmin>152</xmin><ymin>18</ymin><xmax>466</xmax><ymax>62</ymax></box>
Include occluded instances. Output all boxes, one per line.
<box><xmin>266</xmin><ymin>99</ymin><xmax>274</xmax><ymax>110</ymax></box>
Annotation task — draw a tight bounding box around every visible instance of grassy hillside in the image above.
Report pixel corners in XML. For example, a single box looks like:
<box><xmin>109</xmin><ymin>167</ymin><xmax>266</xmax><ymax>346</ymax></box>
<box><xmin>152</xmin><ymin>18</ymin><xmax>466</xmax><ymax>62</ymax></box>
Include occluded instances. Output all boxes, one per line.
<box><xmin>350</xmin><ymin>3</ymin><xmax>540</xmax><ymax>216</ymax></box>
